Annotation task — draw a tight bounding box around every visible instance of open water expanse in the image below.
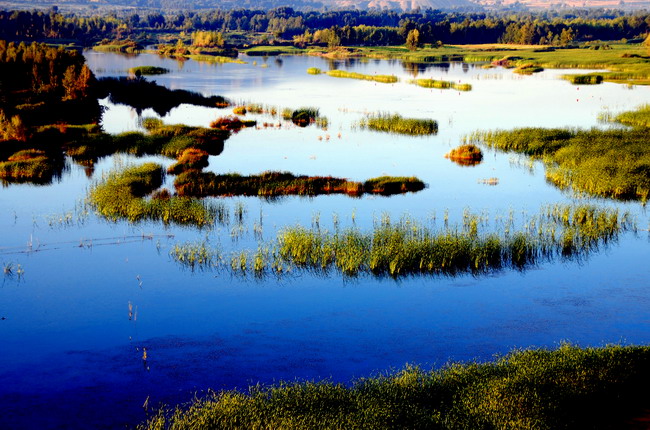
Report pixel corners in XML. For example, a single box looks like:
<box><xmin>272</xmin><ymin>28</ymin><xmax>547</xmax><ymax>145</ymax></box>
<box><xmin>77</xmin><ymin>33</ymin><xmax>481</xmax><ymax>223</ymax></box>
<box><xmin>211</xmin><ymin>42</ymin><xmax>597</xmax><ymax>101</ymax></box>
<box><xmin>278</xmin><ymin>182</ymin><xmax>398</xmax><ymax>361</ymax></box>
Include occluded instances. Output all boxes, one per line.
<box><xmin>1</xmin><ymin>51</ymin><xmax>649</xmax><ymax>429</ymax></box>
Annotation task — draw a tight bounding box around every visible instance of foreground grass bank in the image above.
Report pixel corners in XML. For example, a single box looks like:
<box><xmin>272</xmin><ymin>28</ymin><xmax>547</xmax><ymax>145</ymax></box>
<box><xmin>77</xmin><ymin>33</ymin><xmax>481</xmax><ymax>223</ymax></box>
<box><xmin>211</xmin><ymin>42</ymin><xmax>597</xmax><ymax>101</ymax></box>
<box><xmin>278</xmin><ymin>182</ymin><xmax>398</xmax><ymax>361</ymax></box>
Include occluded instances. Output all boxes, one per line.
<box><xmin>140</xmin><ymin>343</ymin><xmax>650</xmax><ymax>430</ymax></box>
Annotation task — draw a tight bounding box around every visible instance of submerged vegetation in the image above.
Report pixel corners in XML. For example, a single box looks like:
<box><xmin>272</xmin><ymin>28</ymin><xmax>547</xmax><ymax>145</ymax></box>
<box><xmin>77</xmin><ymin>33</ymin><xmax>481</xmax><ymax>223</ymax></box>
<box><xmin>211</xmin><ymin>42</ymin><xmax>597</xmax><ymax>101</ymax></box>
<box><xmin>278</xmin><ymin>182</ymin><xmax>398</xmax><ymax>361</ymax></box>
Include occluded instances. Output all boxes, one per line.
<box><xmin>465</xmin><ymin>106</ymin><xmax>650</xmax><ymax>201</ymax></box>
<box><xmin>359</xmin><ymin>113</ymin><xmax>438</xmax><ymax>136</ymax></box>
<box><xmin>174</xmin><ymin>171</ymin><xmax>425</xmax><ymax>198</ymax></box>
<box><xmin>325</xmin><ymin>70</ymin><xmax>398</xmax><ymax>84</ymax></box>
<box><xmin>88</xmin><ymin>163</ymin><xmax>217</xmax><ymax>227</ymax></box>
<box><xmin>140</xmin><ymin>343</ymin><xmax>650</xmax><ymax>430</ymax></box>
<box><xmin>171</xmin><ymin>204</ymin><xmax>632</xmax><ymax>277</ymax></box>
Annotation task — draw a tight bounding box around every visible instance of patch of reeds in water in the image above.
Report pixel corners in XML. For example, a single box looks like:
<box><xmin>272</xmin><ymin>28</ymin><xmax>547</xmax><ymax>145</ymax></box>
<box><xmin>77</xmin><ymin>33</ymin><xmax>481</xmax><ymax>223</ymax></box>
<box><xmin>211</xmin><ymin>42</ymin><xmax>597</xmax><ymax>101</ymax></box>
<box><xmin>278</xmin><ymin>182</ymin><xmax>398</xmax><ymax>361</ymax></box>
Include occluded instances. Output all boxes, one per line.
<box><xmin>326</xmin><ymin>69</ymin><xmax>398</xmax><ymax>84</ymax></box>
<box><xmin>614</xmin><ymin>104</ymin><xmax>650</xmax><ymax>128</ymax></box>
<box><xmin>167</xmin><ymin>148</ymin><xmax>210</xmax><ymax>175</ymax></box>
<box><xmin>409</xmin><ymin>79</ymin><xmax>472</xmax><ymax>91</ymax></box>
<box><xmin>465</xmin><ymin>119</ymin><xmax>650</xmax><ymax>202</ymax></box>
<box><xmin>128</xmin><ymin>66</ymin><xmax>170</xmax><ymax>76</ymax></box>
<box><xmin>445</xmin><ymin>144</ymin><xmax>483</xmax><ymax>166</ymax></box>
<box><xmin>209</xmin><ymin>116</ymin><xmax>257</xmax><ymax>131</ymax></box>
<box><xmin>562</xmin><ymin>73</ymin><xmax>604</xmax><ymax>85</ymax></box>
<box><xmin>170</xmin><ymin>204</ymin><xmax>632</xmax><ymax>278</ymax></box>
<box><xmin>138</xmin><ymin>343</ymin><xmax>650</xmax><ymax>430</ymax></box>
<box><xmin>174</xmin><ymin>171</ymin><xmax>425</xmax><ymax>198</ymax></box>
<box><xmin>307</xmin><ymin>67</ymin><xmax>322</xmax><ymax>74</ymax></box>
<box><xmin>359</xmin><ymin>113</ymin><xmax>438</xmax><ymax>136</ymax></box>
<box><xmin>88</xmin><ymin>163</ymin><xmax>217</xmax><ymax>227</ymax></box>
<box><xmin>0</xmin><ymin>149</ymin><xmax>61</xmax><ymax>184</ymax></box>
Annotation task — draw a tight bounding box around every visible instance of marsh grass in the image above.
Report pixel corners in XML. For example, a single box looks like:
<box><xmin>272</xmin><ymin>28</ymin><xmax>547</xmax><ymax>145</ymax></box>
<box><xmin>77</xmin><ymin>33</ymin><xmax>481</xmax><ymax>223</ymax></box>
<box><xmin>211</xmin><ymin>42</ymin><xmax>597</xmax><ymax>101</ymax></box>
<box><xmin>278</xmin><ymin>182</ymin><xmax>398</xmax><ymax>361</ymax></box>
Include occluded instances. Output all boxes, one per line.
<box><xmin>359</xmin><ymin>113</ymin><xmax>438</xmax><ymax>136</ymax></box>
<box><xmin>326</xmin><ymin>70</ymin><xmax>398</xmax><ymax>84</ymax></box>
<box><xmin>465</xmin><ymin>110</ymin><xmax>650</xmax><ymax>201</ymax></box>
<box><xmin>614</xmin><ymin>104</ymin><xmax>650</xmax><ymax>128</ymax></box>
<box><xmin>166</xmin><ymin>148</ymin><xmax>210</xmax><ymax>174</ymax></box>
<box><xmin>445</xmin><ymin>144</ymin><xmax>483</xmax><ymax>166</ymax></box>
<box><xmin>173</xmin><ymin>171</ymin><xmax>425</xmax><ymax>198</ymax></box>
<box><xmin>139</xmin><ymin>343</ymin><xmax>650</xmax><ymax>430</ymax></box>
<box><xmin>562</xmin><ymin>73</ymin><xmax>604</xmax><ymax>84</ymax></box>
<box><xmin>209</xmin><ymin>116</ymin><xmax>257</xmax><ymax>131</ymax></box>
<box><xmin>513</xmin><ymin>63</ymin><xmax>544</xmax><ymax>74</ymax></box>
<box><xmin>128</xmin><ymin>66</ymin><xmax>170</xmax><ymax>76</ymax></box>
<box><xmin>171</xmin><ymin>204</ymin><xmax>631</xmax><ymax>278</ymax></box>
<box><xmin>0</xmin><ymin>148</ymin><xmax>62</xmax><ymax>183</ymax></box>
<box><xmin>88</xmin><ymin>163</ymin><xmax>217</xmax><ymax>227</ymax></box>
<box><xmin>307</xmin><ymin>67</ymin><xmax>322</xmax><ymax>74</ymax></box>
<box><xmin>409</xmin><ymin>78</ymin><xmax>472</xmax><ymax>91</ymax></box>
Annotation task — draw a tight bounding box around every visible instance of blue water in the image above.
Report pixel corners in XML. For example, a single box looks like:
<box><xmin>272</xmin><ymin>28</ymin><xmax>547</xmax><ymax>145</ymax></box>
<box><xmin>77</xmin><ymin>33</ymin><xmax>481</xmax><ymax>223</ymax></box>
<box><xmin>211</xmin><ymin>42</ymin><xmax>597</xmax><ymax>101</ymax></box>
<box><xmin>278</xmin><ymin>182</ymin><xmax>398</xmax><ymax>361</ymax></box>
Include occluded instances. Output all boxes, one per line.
<box><xmin>1</xmin><ymin>52</ymin><xmax>649</xmax><ymax>429</ymax></box>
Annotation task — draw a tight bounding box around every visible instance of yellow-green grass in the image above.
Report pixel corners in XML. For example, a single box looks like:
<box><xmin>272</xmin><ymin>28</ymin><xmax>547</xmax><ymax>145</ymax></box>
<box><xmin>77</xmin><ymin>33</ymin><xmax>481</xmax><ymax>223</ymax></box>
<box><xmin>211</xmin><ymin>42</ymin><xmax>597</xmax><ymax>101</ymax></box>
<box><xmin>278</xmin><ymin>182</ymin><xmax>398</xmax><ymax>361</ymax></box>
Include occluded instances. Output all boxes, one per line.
<box><xmin>88</xmin><ymin>163</ymin><xmax>216</xmax><ymax>227</ymax></box>
<box><xmin>410</xmin><ymin>78</ymin><xmax>472</xmax><ymax>91</ymax></box>
<box><xmin>513</xmin><ymin>63</ymin><xmax>544</xmax><ymax>74</ymax></box>
<box><xmin>186</xmin><ymin>54</ymin><xmax>246</xmax><ymax>64</ymax></box>
<box><xmin>173</xmin><ymin>171</ymin><xmax>425</xmax><ymax>198</ymax></box>
<box><xmin>167</xmin><ymin>148</ymin><xmax>210</xmax><ymax>175</ymax></box>
<box><xmin>325</xmin><ymin>69</ymin><xmax>398</xmax><ymax>84</ymax></box>
<box><xmin>465</xmin><ymin>111</ymin><xmax>650</xmax><ymax>202</ymax></box>
<box><xmin>307</xmin><ymin>67</ymin><xmax>322</xmax><ymax>74</ymax></box>
<box><xmin>127</xmin><ymin>66</ymin><xmax>170</xmax><ymax>76</ymax></box>
<box><xmin>139</xmin><ymin>343</ymin><xmax>650</xmax><ymax>430</ymax></box>
<box><xmin>359</xmin><ymin>113</ymin><xmax>438</xmax><ymax>136</ymax></box>
<box><xmin>0</xmin><ymin>149</ymin><xmax>58</xmax><ymax>183</ymax></box>
<box><xmin>171</xmin><ymin>204</ymin><xmax>631</xmax><ymax>277</ymax></box>
<box><xmin>562</xmin><ymin>73</ymin><xmax>604</xmax><ymax>84</ymax></box>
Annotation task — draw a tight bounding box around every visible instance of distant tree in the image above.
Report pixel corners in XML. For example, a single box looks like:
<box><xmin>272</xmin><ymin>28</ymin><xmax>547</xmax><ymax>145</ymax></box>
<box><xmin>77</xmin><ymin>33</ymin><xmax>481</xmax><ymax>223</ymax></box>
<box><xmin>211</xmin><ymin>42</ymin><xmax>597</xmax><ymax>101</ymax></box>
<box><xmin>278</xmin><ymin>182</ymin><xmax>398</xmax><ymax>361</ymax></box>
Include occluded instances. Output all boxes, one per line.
<box><xmin>406</xmin><ymin>29</ymin><xmax>420</xmax><ymax>51</ymax></box>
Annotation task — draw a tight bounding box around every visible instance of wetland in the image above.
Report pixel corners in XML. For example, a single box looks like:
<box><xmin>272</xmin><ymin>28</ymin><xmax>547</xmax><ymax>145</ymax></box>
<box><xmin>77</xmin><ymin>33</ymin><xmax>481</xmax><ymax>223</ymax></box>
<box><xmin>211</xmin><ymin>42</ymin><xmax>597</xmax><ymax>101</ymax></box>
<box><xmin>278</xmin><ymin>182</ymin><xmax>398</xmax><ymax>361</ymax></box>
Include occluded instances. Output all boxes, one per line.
<box><xmin>1</xmin><ymin>45</ymin><xmax>650</xmax><ymax>429</ymax></box>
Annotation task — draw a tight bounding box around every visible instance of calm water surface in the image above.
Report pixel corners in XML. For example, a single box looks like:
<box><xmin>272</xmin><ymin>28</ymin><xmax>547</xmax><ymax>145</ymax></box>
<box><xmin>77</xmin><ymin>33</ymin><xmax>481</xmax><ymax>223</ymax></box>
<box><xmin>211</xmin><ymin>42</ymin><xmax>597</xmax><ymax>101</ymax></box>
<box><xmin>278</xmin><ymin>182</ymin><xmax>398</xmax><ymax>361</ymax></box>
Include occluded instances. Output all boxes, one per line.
<box><xmin>1</xmin><ymin>51</ymin><xmax>649</xmax><ymax>429</ymax></box>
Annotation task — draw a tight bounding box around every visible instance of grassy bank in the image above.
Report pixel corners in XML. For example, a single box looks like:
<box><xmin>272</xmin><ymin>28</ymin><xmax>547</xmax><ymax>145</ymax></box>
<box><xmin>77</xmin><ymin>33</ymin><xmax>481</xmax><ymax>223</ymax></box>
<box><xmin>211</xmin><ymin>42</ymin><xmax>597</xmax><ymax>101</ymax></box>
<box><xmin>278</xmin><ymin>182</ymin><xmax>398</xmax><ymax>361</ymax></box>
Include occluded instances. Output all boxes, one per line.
<box><xmin>359</xmin><ymin>113</ymin><xmax>438</xmax><ymax>136</ymax></box>
<box><xmin>139</xmin><ymin>343</ymin><xmax>650</xmax><ymax>430</ymax></box>
<box><xmin>171</xmin><ymin>204</ymin><xmax>632</xmax><ymax>277</ymax></box>
<box><xmin>410</xmin><ymin>78</ymin><xmax>472</xmax><ymax>91</ymax></box>
<box><xmin>174</xmin><ymin>171</ymin><xmax>425</xmax><ymax>198</ymax></box>
<box><xmin>465</xmin><ymin>108</ymin><xmax>650</xmax><ymax>201</ymax></box>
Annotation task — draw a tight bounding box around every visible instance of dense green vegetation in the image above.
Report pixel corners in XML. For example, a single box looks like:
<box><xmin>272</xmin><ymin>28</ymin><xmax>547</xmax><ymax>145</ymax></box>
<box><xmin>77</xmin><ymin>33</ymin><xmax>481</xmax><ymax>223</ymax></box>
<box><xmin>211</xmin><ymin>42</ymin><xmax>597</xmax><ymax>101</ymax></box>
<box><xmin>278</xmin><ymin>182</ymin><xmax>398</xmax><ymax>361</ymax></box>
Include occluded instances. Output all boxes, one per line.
<box><xmin>139</xmin><ymin>343</ymin><xmax>650</xmax><ymax>429</ymax></box>
<box><xmin>359</xmin><ymin>113</ymin><xmax>438</xmax><ymax>136</ymax></box>
<box><xmin>171</xmin><ymin>204</ymin><xmax>631</xmax><ymax>277</ymax></box>
<box><xmin>325</xmin><ymin>70</ymin><xmax>398</xmax><ymax>84</ymax></box>
<box><xmin>88</xmin><ymin>163</ymin><xmax>217</xmax><ymax>227</ymax></box>
<box><xmin>562</xmin><ymin>73</ymin><xmax>604</xmax><ymax>84</ymax></box>
<box><xmin>465</xmin><ymin>106</ymin><xmax>650</xmax><ymax>201</ymax></box>
<box><xmin>0</xmin><ymin>149</ymin><xmax>63</xmax><ymax>184</ymax></box>
<box><xmin>174</xmin><ymin>171</ymin><xmax>425</xmax><ymax>198</ymax></box>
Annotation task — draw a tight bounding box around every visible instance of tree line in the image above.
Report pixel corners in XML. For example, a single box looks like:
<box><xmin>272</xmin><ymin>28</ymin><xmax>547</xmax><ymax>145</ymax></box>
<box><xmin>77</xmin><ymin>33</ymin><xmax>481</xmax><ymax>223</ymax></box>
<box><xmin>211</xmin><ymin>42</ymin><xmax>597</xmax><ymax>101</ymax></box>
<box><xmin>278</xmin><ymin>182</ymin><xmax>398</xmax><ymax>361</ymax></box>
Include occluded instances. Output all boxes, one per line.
<box><xmin>1</xmin><ymin>8</ymin><xmax>650</xmax><ymax>46</ymax></box>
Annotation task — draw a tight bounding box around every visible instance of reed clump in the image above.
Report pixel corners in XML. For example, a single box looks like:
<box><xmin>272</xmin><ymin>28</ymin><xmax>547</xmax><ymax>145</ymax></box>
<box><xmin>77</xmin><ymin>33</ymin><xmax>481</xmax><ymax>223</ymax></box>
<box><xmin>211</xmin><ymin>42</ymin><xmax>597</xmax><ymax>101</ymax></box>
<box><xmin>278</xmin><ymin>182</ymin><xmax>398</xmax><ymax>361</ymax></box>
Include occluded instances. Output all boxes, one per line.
<box><xmin>359</xmin><ymin>113</ymin><xmax>438</xmax><ymax>136</ymax></box>
<box><xmin>0</xmin><ymin>149</ymin><xmax>60</xmax><ymax>183</ymax></box>
<box><xmin>326</xmin><ymin>69</ymin><xmax>398</xmax><ymax>84</ymax></box>
<box><xmin>307</xmin><ymin>67</ymin><xmax>322</xmax><ymax>74</ymax></box>
<box><xmin>167</xmin><ymin>148</ymin><xmax>210</xmax><ymax>174</ymax></box>
<box><xmin>88</xmin><ymin>163</ymin><xmax>216</xmax><ymax>227</ymax></box>
<box><xmin>410</xmin><ymin>78</ymin><xmax>472</xmax><ymax>91</ymax></box>
<box><xmin>171</xmin><ymin>204</ymin><xmax>631</xmax><ymax>278</ymax></box>
<box><xmin>139</xmin><ymin>343</ymin><xmax>650</xmax><ymax>430</ymax></box>
<box><xmin>209</xmin><ymin>116</ymin><xmax>257</xmax><ymax>131</ymax></box>
<box><xmin>614</xmin><ymin>104</ymin><xmax>650</xmax><ymax>128</ymax></box>
<box><xmin>562</xmin><ymin>73</ymin><xmax>604</xmax><ymax>84</ymax></box>
<box><xmin>465</xmin><ymin>113</ymin><xmax>650</xmax><ymax>202</ymax></box>
<box><xmin>445</xmin><ymin>144</ymin><xmax>483</xmax><ymax>166</ymax></box>
<box><xmin>128</xmin><ymin>66</ymin><xmax>170</xmax><ymax>76</ymax></box>
<box><xmin>174</xmin><ymin>171</ymin><xmax>424</xmax><ymax>198</ymax></box>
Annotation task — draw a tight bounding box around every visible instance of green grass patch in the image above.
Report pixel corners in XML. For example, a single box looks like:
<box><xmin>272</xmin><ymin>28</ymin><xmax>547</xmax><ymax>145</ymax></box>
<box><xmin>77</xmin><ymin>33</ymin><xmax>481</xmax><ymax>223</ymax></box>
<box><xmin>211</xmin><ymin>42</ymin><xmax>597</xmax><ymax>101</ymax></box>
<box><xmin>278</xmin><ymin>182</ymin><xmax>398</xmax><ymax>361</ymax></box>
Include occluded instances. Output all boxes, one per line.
<box><xmin>307</xmin><ymin>67</ymin><xmax>322</xmax><ymax>75</ymax></box>
<box><xmin>173</xmin><ymin>171</ymin><xmax>425</xmax><ymax>198</ymax></box>
<box><xmin>0</xmin><ymin>149</ymin><xmax>60</xmax><ymax>184</ymax></box>
<box><xmin>410</xmin><ymin>78</ymin><xmax>472</xmax><ymax>91</ymax></box>
<box><xmin>88</xmin><ymin>163</ymin><xmax>216</xmax><ymax>227</ymax></box>
<box><xmin>186</xmin><ymin>54</ymin><xmax>246</xmax><ymax>64</ymax></box>
<box><xmin>139</xmin><ymin>343</ymin><xmax>650</xmax><ymax>429</ymax></box>
<box><xmin>614</xmin><ymin>104</ymin><xmax>650</xmax><ymax>128</ymax></box>
<box><xmin>359</xmin><ymin>113</ymin><xmax>438</xmax><ymax>136</ymax></box>
<box><xmin>128</xmin><ymin>66</ymin><xmax>170</xmax><ymax>76</ymax></box>
<box><xmin>513</xmin><ymin>63</ymin><xmax>544</xmax><ymax>74</ymax></box>
<box><xmin>465</xmin><ymin>107</ymin><xmax>650</xmax><ymax>201</ymax></box>
<box><xmin>562</xmin><ymin>73</ymin><xmax>604</xmax><ymax>84</ymax></box>
<box><xmin>325</xmin><ymin>69</ymin><xmax>398</xmax><ymax>84</ymax></box>
<box><xmin>171</xmin><ymin>204</ymin><xmax>631</xmax><ymax>278</ymax></box>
